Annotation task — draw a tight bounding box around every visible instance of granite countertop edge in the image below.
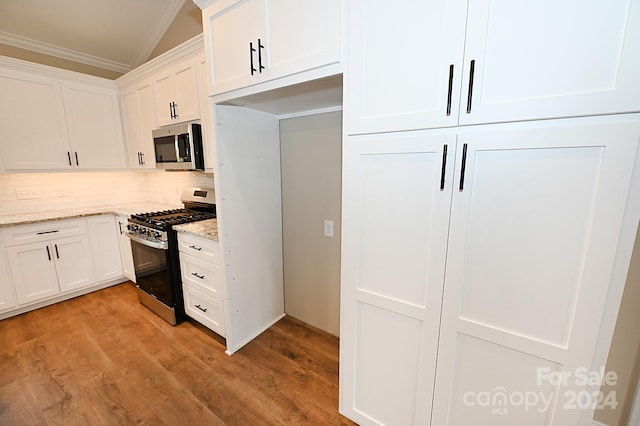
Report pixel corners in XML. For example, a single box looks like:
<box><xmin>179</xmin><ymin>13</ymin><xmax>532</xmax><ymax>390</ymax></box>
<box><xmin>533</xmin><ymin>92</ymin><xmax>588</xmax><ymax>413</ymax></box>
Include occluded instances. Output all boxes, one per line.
<box><xmin>173</xmin><ymin>219</ymin><xmax>219</xmax><ymax>242</ymax></box>
<box><xmin>0</xmin><ymin>202</ymin><xmax>182</xmax><ymax>228</ymax></box>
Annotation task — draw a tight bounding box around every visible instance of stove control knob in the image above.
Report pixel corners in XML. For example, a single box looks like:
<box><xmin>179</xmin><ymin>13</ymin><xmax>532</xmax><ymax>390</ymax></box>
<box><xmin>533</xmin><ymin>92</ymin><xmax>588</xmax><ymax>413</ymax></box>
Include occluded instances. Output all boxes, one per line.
<box><xmin>140</xmin><ymin>228</ymin><xmax>147</xmax><ymax>235</ymax></box>
<box><xmin>154</xmin><ymin>231</ymin><xmax>163</xmax><ymax>239</ymax></box>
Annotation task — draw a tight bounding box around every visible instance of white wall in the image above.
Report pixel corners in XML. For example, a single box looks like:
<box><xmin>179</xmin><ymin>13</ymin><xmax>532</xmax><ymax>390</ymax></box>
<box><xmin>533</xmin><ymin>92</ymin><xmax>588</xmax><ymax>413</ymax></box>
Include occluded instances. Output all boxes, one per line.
<box><xmin>280</xmin><ymin>111</ymin><xmax>342</xmax><ymax>336</ymax></box>
<box><xmin>0</xmin><ymin>171</ymin><xmax>214</xmax><ymax>215</ymax></box>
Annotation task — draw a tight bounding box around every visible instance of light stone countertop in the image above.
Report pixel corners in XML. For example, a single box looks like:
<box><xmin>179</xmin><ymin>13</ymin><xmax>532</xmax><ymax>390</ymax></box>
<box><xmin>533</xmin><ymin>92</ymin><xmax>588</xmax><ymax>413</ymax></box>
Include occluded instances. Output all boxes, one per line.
<box><xmin>173</xmin><ymin>219</ymin><xmax>219</xmax><ymax>241</ymax></box>
<box><xmin>0</xmin><ymin>202</ymin><xmax>182</xmax><ymax>227</ymax></box>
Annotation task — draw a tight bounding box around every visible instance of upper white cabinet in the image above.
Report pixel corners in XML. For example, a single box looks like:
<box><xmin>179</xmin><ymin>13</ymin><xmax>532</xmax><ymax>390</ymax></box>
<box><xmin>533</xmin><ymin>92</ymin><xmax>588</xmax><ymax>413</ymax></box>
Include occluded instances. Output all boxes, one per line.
<box><xmin>153</xmin><ymin>57</ymin><xmax>200</xmax><ymax>126</ymax></box>
<box><xmin>201</xmin><ymin>0</ymin><xmax>342</xmax><ymax>95</ymax></box>
<box><xmin>61</xmin><ymin>82</ymin><xmax>126</xmax><ymax>168</ymax></box>
<box><xmin>347</xmin><ymin>0</ymin><xmax>640</xmax><ymax>135</ymax></box>
<box><xmin>0</xmin><ymin>69</ymin><xmax>72</xmax><ymax>169</ymax></box>
<box><xmin>121</xmin><ymin>81</ymin><xmax>157</xmax><ymax>168</ymax></box>
<box><xmin>0</xmin><ymin>59</ymin><xmax>127</xmax><ymax>170</ymax></box>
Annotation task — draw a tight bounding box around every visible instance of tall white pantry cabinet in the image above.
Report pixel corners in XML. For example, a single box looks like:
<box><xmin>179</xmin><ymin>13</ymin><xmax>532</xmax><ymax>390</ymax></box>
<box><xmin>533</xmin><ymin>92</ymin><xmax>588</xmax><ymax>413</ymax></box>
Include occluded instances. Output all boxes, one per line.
<box><xmin>340</xmin><ymin>1</ymin><xmax>640</xmax><ymax>426</ymax></box>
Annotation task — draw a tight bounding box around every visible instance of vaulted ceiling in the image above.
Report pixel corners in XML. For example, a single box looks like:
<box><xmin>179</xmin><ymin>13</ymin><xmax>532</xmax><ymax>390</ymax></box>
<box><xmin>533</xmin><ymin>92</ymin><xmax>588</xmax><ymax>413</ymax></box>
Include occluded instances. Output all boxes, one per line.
<box><xmin>0</xmin><ymin>0</ymin><xmax>203</xmax><ymax>79</ymax></box>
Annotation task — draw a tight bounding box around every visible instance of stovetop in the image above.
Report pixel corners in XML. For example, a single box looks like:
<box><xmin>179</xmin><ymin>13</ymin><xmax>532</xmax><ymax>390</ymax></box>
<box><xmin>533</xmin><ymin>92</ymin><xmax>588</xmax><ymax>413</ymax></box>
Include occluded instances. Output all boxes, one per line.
<box><xmin>130</xmin><ymin>208</ymin><xmax>216</xmax><ymax>230</ymax></box>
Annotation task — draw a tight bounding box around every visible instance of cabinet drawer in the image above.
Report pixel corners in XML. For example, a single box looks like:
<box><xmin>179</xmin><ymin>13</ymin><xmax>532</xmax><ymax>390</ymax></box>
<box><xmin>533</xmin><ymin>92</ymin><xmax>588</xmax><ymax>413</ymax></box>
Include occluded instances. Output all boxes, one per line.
<box><xmin>183</xmin><ymin>284</ymin><xmax>225</xmax><ymax>336</ymax></box>
<box><xmin>178</xmin><ymin>233</ymin><xmax>219</xmax><ymax>263</ymax></box>
<box><xmin>180</xmin><ymin>253</ymin><xmax>223</xmax><ymax>299</ymax></box>
<box><xmin>2</xmin><ymin>218</ymin><xmax>87</xmax><ymax>247</ymax></box>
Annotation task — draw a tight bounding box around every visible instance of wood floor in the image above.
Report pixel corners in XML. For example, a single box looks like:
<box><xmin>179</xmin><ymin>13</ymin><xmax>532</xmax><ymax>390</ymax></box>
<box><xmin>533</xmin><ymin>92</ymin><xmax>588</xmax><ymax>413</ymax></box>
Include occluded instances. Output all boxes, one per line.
<box><xmin>0</xmin><ymin>282</ymin><xmax>357</xmax><ymax>425</ymax></box>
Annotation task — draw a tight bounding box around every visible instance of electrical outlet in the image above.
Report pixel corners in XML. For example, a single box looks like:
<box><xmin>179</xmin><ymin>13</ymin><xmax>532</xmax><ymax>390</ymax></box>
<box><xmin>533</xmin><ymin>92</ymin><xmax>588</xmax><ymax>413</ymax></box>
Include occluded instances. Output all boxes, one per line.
<box><xmin>324</xmin><ymin>220</ymin><xmax>334</xmax><ymax>237</ymax></box>
<box><xmin>16</xmin><ymin>188</ymin><xmax>38</xmax><ymax>200</ymax></box>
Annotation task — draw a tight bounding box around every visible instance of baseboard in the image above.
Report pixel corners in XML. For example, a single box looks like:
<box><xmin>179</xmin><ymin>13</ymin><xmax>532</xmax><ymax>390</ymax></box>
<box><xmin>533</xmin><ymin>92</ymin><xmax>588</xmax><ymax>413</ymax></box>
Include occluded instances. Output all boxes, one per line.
<box><xmin>592</xmin><ymin>420</ymin><xmax>608</xmax><ymax>426</ymax></box>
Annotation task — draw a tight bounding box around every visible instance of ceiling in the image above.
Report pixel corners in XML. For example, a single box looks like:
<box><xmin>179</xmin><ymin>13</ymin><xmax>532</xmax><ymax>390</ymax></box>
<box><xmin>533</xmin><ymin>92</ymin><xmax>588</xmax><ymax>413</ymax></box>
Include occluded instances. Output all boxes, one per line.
<box><xmin>0</xmin><ymin>0</ymin><xmax>203</xmax><ymax>78</ymax></box>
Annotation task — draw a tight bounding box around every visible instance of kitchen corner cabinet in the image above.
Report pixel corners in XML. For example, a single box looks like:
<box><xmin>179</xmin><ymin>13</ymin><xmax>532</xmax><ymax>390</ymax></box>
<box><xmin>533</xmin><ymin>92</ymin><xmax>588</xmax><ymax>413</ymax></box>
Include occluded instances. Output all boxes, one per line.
<box><xmin>178</xmin><ymin>233</ymin><xmax>226</xmax><ymax>336</ymax></box>
<box><xmin>87</xmin><ymin>215</ymin><xmax>123</xmax><ymax>283</ymax></box>
<box><xmin>347</xmin><ymin>0</ymin><xmax>640</xmax><ymax>135</ymax></box>
<box><xmin>153</xmin><ymin>57</ymin><xmax>200</xmax><ymax>126</ymax></box>
<box><xmin>121</xmin><ymin>81</ymin><xmax>157</xmax><ymax>168</ymax></box>
<box><xmin>115</xmin><ymin>215</ymin><xmax>135</xmax><ymax>282</ymax></box>
<box><xmin>202</xmin><ymin>0</ymin><xmax>341</xmax><ymax>95</ymax></box>
<box><xmin>0</xmin><ymin>65</ymin><xmax>126</xmax><ymax>170</ymax></box>
<box><xmin>339</xmin><ymin>116</ymin><xmax>640</xmax><ymax>424</ymax></box>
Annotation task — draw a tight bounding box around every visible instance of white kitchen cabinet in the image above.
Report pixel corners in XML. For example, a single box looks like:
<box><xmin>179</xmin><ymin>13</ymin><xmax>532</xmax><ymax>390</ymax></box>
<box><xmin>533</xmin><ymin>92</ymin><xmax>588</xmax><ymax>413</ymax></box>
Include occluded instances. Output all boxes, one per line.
<box><xmin>115</xmin><ymin>215</ymin><xmax>135</xmax><ymax>282</ymax></box>
<box><xmin>153</xmin><ymin>57</ymin><xmax>200</xmax><ymax>126</ymax></box>
<box><xmin>87</xmin><ymin>215</ymin><xmax>123</xmax><ymax>283</ymax></box>
<box><xmin>5</xmin><ymin>241</ymin><xmax>61</xmax><ymax>304</ymax></box>
<box><xmin>178</xmin><ymin>233</ymin><xmax>226</xmax><ymax>336</ymax></box>
<box><xmin>52</xmin><ymin>235</ymin><xmax>95</xmax><ymax>292</ymax></box>
<box><xmin>61</xmin><ymin>82</ymin><xmax>126</xmax><ymax>168</ymax></box>
<box><xmin>339</xmin><ymin>116</ymin><xmax>640</xmax><ymax>425</ymax></box>
<box><xmin>0</xmin><ymin>58</ymin><xmax>127</xmax><ymax>170</ymax></box>
<box><xmin>347</xmin><ymin>0</ymin><xmax>640</xmax><ymax>135</ymax></box>
<box><xmin>121</xmin><ymin>81</ymin><xmax>156</xmax><ymax>168</ymax></box>
<box><xmin>0</xmin><ymin>247</ymin><xmax>17</xmax><ymax>313</ymax></box>
<box><xmin>201</xmin><ymin>0</ymin><xmax>341</xmax><ymax>95</ymax></box>
<box><xmin>0</xmin><ymin>68</ymin><xmax>72</xmax><ymax>170</ymax></box>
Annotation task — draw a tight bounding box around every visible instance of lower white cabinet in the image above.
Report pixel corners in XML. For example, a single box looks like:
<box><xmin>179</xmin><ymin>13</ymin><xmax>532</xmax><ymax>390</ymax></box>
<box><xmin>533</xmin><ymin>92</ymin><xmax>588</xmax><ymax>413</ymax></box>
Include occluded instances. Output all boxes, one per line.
<box><xmin>340</xmin><ymin>115</ymin><xmax>640</xmax><ymax>425</ymax></box>
<box><xmin>0</xmin><ymin>244</ymin><xmax>19</xmax><ymax>312</ymax></box>
<box><xmin>178</xmin><ymin>233</ymin><xmax>225</xmax><ymax>336</ymax></box>
<box><xmin>87</xmin><ymin>215</ymin><xmax>123</xmax><ymax>282</ymax></box>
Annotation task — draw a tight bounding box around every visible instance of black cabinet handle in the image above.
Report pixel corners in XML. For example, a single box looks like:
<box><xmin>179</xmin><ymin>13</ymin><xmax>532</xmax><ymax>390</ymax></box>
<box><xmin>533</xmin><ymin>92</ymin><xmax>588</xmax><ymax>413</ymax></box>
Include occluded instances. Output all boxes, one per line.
<box><xmin>446</xmin><ymin>64</ymin><xmax>454</xmax><ymax>116</ymax></box>
<box><xmin>173</xmin><ymin>102</ymin><xmax>178</xmax><ymax>118</ymax></box>
<box><xmin>118</xmin><ymin>221</ymin><xmax>123</xmax><ymax>234</ymax></box>
<box><xmin>249</xmin><ymin>42</ymin><xmax>257</xmax><ymax>75</ymax></box>
<box><xmin>459</xmin><ymin>143</ymin><xmax>468</xmax><ymax>191</ymax></box>
<box><xmin>140</xmin><ymin>152</ymin><xmax>145</xmax><ymax>165</ymax></box>
<box><xmin>137</xmin><ymin>152</ymin><xmax>141</xmax><ymax>165</ymax></box>
<box><xmin>188</xmin><ymin>245</ymin><xmax>202</xmax><ymax>251</ymax></box>
<box><xmin>195</xmin><ymin>304</ymin><xmax>207</xmax><ymax>313</ymax></box>
<box><xmin>67</xmin><ymin>151</ymin><xmax>72</xmax><ymax>166</ymax></box>
<box><xmin>258</xmin><ymin>38</ymin><xmax>265</xmax><ymax>73</ymax></box>
<box><xmin>440</xmin><ymin>144</ymin><xmax>448</xmax><ymax>191</ymax></box>
<box><xmin>191</xmin><ymin>272</ymin><xmax>205</xmax><ymax>279</ymax></box>
<box><xmin>37</xmin><ymin>230</ymin><xmax>59</xmax><ymax>235</ymax></box>
<box><xmin>46</xmin><ymin>246</ymin><xmax>51</xmax><ymax>261</ymax></box>
<box><xmin>466</xmin><ymin>60</ymin><xmax>476</xmax><ymax>114</ymax></box>
<box><xmin>54</xmin><ymin>244</ymin><xmax>59</xmax><ymax>259</ymax></box>
<box><xmin>75</xmin><ymin>152</ymin><xmax>79</xmax><ymax>166</ymax></box>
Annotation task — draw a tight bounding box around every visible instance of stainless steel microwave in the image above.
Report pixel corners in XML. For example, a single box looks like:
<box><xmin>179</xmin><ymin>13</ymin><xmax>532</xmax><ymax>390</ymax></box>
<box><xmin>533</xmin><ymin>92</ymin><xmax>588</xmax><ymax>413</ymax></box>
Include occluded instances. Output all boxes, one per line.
<box><xmin>152</xmin><ymin>122</ymin><xmax>204</xmax><ymax>171</ymax></box>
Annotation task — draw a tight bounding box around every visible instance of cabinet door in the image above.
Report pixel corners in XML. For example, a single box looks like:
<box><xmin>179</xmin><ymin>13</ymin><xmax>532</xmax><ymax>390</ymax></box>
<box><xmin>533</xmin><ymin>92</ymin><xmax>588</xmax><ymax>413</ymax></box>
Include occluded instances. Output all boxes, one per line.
<box><xmin>264</xmin><ymin>0</ymin><xmax>341</xmax><ymax>82</ymax></box>
<box><xmin>62</xmin><ymin>83</ymin><xmax>126</xmax><ymax>168</ymax></box>
<box><xmin>116</xmin><ymin>216</ymin><xmax>135</xmax><ymax>282</ymax></box>
<box><xmin>87</xmin><ymin>215</ymin><xmax>123</xmax><ymax>282</ymax></box>
<box><xmin>122</xmin><ymin>83</ymin><xmax>156</xmax><ymax>168</ymax></box>
<box><xmin>0</xmin><ymin>249</ymin><xmax>17</xmax><ymax>312</ymax></box>
<box><xmin>154</xmin><ymin>60</ymin><xmax>200</xmax><ymax>126</ymax></box>
<box><xmin>340</xmin><ymin>133</ymin><xmax>457</xmax><ymax>425</ymax></box>
<box><xmin>459</xmin><ymin>0</ymin><xmax>640</xmax><ymax>125</ymax></box>
<box><xmin>6</xmin><ymin>242</ymin><xmax>60</xmax><ymax>304</ymax></box>
<box><xmin>432</xmin><ymin>118</ymin><xmax>640</xmax><ymax>425</ymax></box>
<box><xmin>204</xmin><ymin>0</ymin><xmax>266</xmax><ymax>95</ymax></box>
<box><xmin>346</xmin><ymin>0</ymin><xmax>468</xmax><ymax>135</ymax></box>
<box><xmin>53</xmin><ymin>235</ymin><xmax>95</xmax><ymax>292</ymax></box>
<box><xmin>0</xmin><ymin>70</ymin><xmax>71</xmax><ymax>170</ymax></box>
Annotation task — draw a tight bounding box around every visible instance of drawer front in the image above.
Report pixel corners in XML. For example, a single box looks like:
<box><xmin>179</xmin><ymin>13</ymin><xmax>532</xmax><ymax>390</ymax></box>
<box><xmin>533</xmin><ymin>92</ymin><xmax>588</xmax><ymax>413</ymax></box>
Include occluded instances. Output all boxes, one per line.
<box><xmin>3</xmin><ymin>218</ymin><xmax>87</xmax><ymax>247</ymax></box>
<box><xmin>183</xmin><ymin>284</ymin><xmax>225</xmax><ymax>336</ymax></box>
<box><xmin>178</xmin><ymin>233</ymin><xmax>219</xmax><ymax>263</ymax></box>
<box><xmin>180</xmin><ymin>253</ymin><xmax>223</xmax><ymax>299</ymax></box>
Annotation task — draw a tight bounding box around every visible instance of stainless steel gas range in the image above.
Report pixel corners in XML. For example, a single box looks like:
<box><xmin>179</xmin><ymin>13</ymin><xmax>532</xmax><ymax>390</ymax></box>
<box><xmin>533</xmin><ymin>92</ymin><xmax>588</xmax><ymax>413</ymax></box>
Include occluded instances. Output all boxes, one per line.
<box><xmin>126</xmin><ymin>187</ymin><xmax>216</xmax><ymax>325</ymax></box>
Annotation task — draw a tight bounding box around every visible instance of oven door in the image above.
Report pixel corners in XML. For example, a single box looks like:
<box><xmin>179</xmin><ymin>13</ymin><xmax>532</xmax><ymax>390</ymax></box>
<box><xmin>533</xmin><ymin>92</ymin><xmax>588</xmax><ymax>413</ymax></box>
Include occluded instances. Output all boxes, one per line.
<box><xmin>127</xmin><ymin>236</ymin><xmax>173</xmax><ymax>307</ymax></box>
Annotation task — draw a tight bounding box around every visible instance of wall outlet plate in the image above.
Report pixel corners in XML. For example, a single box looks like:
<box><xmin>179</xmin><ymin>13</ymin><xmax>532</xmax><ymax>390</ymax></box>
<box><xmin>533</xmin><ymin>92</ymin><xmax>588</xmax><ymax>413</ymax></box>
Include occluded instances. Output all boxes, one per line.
<box><xmin>16</xmin><ymin>188</ymin><xmax>38</xmax><ymax>200</ymax></box>
<box><xmin>324</xmin><ymin>220</ymin><xmax>334</xmax><ymax>237</ymax></box>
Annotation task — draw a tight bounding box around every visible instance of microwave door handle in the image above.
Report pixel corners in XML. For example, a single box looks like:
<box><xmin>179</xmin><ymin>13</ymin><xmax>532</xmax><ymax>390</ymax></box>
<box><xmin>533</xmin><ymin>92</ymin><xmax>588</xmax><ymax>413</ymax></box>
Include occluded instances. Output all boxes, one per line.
<box><xmin>174</xmin><ymin>135</ymin><xmax>180</xmax><ymax>162</ymax></box>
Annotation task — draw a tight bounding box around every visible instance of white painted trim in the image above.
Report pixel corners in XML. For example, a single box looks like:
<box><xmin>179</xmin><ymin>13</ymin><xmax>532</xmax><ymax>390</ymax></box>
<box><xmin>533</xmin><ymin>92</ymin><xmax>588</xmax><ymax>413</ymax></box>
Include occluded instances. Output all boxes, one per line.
<box><xmin>130</xmin><ymin>0</ymin><xmax>186</xmax><ymax>68</ymax></box>
<box><xmin>277</xmin><ymin>105</ymin><xmax>343</xmax><ymax>120</ymax></box>
<box><xmin>629</xmin><ymin>379</ymin><xmax>640</xmax><ymax>426</ymax></box>
<box><xmin>0</xmin><ymin>30</ymin><xmax>131</xmax><ymax>74</ymax></box>
<box><xmin>592</xmin><ymin>421</ymin><xmax>609</xmax><ymax>426</ymax></box>
<box><xmin>193</xmin><ymin>0</ymin><xmax>217</xmax><ymax>10</ymax></box>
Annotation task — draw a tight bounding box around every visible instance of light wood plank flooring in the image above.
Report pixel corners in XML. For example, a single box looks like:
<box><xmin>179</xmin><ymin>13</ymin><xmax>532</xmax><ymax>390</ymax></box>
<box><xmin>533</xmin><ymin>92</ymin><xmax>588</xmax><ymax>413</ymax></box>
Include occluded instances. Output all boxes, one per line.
<box><xmin>0</xmin><ymin>282</ymin><xmax>357</xmax><ymax>425</ymax></box>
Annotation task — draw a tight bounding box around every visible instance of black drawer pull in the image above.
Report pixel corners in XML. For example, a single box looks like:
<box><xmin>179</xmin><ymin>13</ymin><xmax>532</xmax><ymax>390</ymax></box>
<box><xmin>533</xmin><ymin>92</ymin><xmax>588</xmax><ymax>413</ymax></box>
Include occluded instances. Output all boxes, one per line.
<box><xmin>46</xmin><ymin>246</ymin><xmax>51</xmax><ymax>261</ymax></box>
<box><xmin>191</xmin><ymin>272</ymin><xmax>205</xmax><ymax>279</ymax></box>
<box><xmin>440</xmin><ymin>144</ymin><xmax>448</xmax><ymax>191</ymax></box>
<box><xmin>54</xmin><ymin>244</ymin><xmax>60</xmax><ymax>259</ymax></box>
<box><xmin>188</xmin><ymin>245</ymin><xmax>202</xmax><ymax>251</ymax></box>
<box><xmin>37</xmin><ymin>230</ymin><xmax>59</xmax><ymax>235</ymax></box>
<box><xmin>446</xmin><ymin>64</ymin><xmax>454</xmax><ymax>116</ymax></box>
<box><xmin>195</xmin><ymin>304</ymin><xmax>207</xmax><ymax>313</ymax></box>
<box><xmin>459</xmin><ymin>143</ymin><xmax>468</xmax><ymax>191</ymax></box>
<box><xmin>67</xmin><ymin>151</ymin><xmax>72</xmax><ymax>166</ymax></box>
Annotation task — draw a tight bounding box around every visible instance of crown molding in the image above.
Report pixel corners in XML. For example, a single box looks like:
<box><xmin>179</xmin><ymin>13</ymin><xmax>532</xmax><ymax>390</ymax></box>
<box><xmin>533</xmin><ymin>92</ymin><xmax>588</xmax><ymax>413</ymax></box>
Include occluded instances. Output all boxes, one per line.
<box><xmin>192</xmin><ymin>0</ymin><xmax>217</xmax><ymax>10</ymax></box>
<box><xmin>0</xmin><ymin>30</ymin><xmax>131</xmax><ymax>74</ymax></box>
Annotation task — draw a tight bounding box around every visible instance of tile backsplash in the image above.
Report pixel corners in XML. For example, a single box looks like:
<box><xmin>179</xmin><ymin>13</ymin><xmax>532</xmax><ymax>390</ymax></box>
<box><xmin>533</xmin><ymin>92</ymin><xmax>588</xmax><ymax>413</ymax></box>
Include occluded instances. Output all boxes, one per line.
<box><xmin>0</xmin><ymin>171</ymin><xmax>215</xmax><ymax>215</ymax></box>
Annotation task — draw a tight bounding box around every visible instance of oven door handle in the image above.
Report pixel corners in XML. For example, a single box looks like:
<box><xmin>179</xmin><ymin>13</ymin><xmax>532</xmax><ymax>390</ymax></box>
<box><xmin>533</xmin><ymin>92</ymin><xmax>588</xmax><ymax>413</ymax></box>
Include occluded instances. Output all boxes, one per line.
<box><xmin>125</xmin><ymin>231</ymin><xmax>168</xmax><ymax>250</ymax></box>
